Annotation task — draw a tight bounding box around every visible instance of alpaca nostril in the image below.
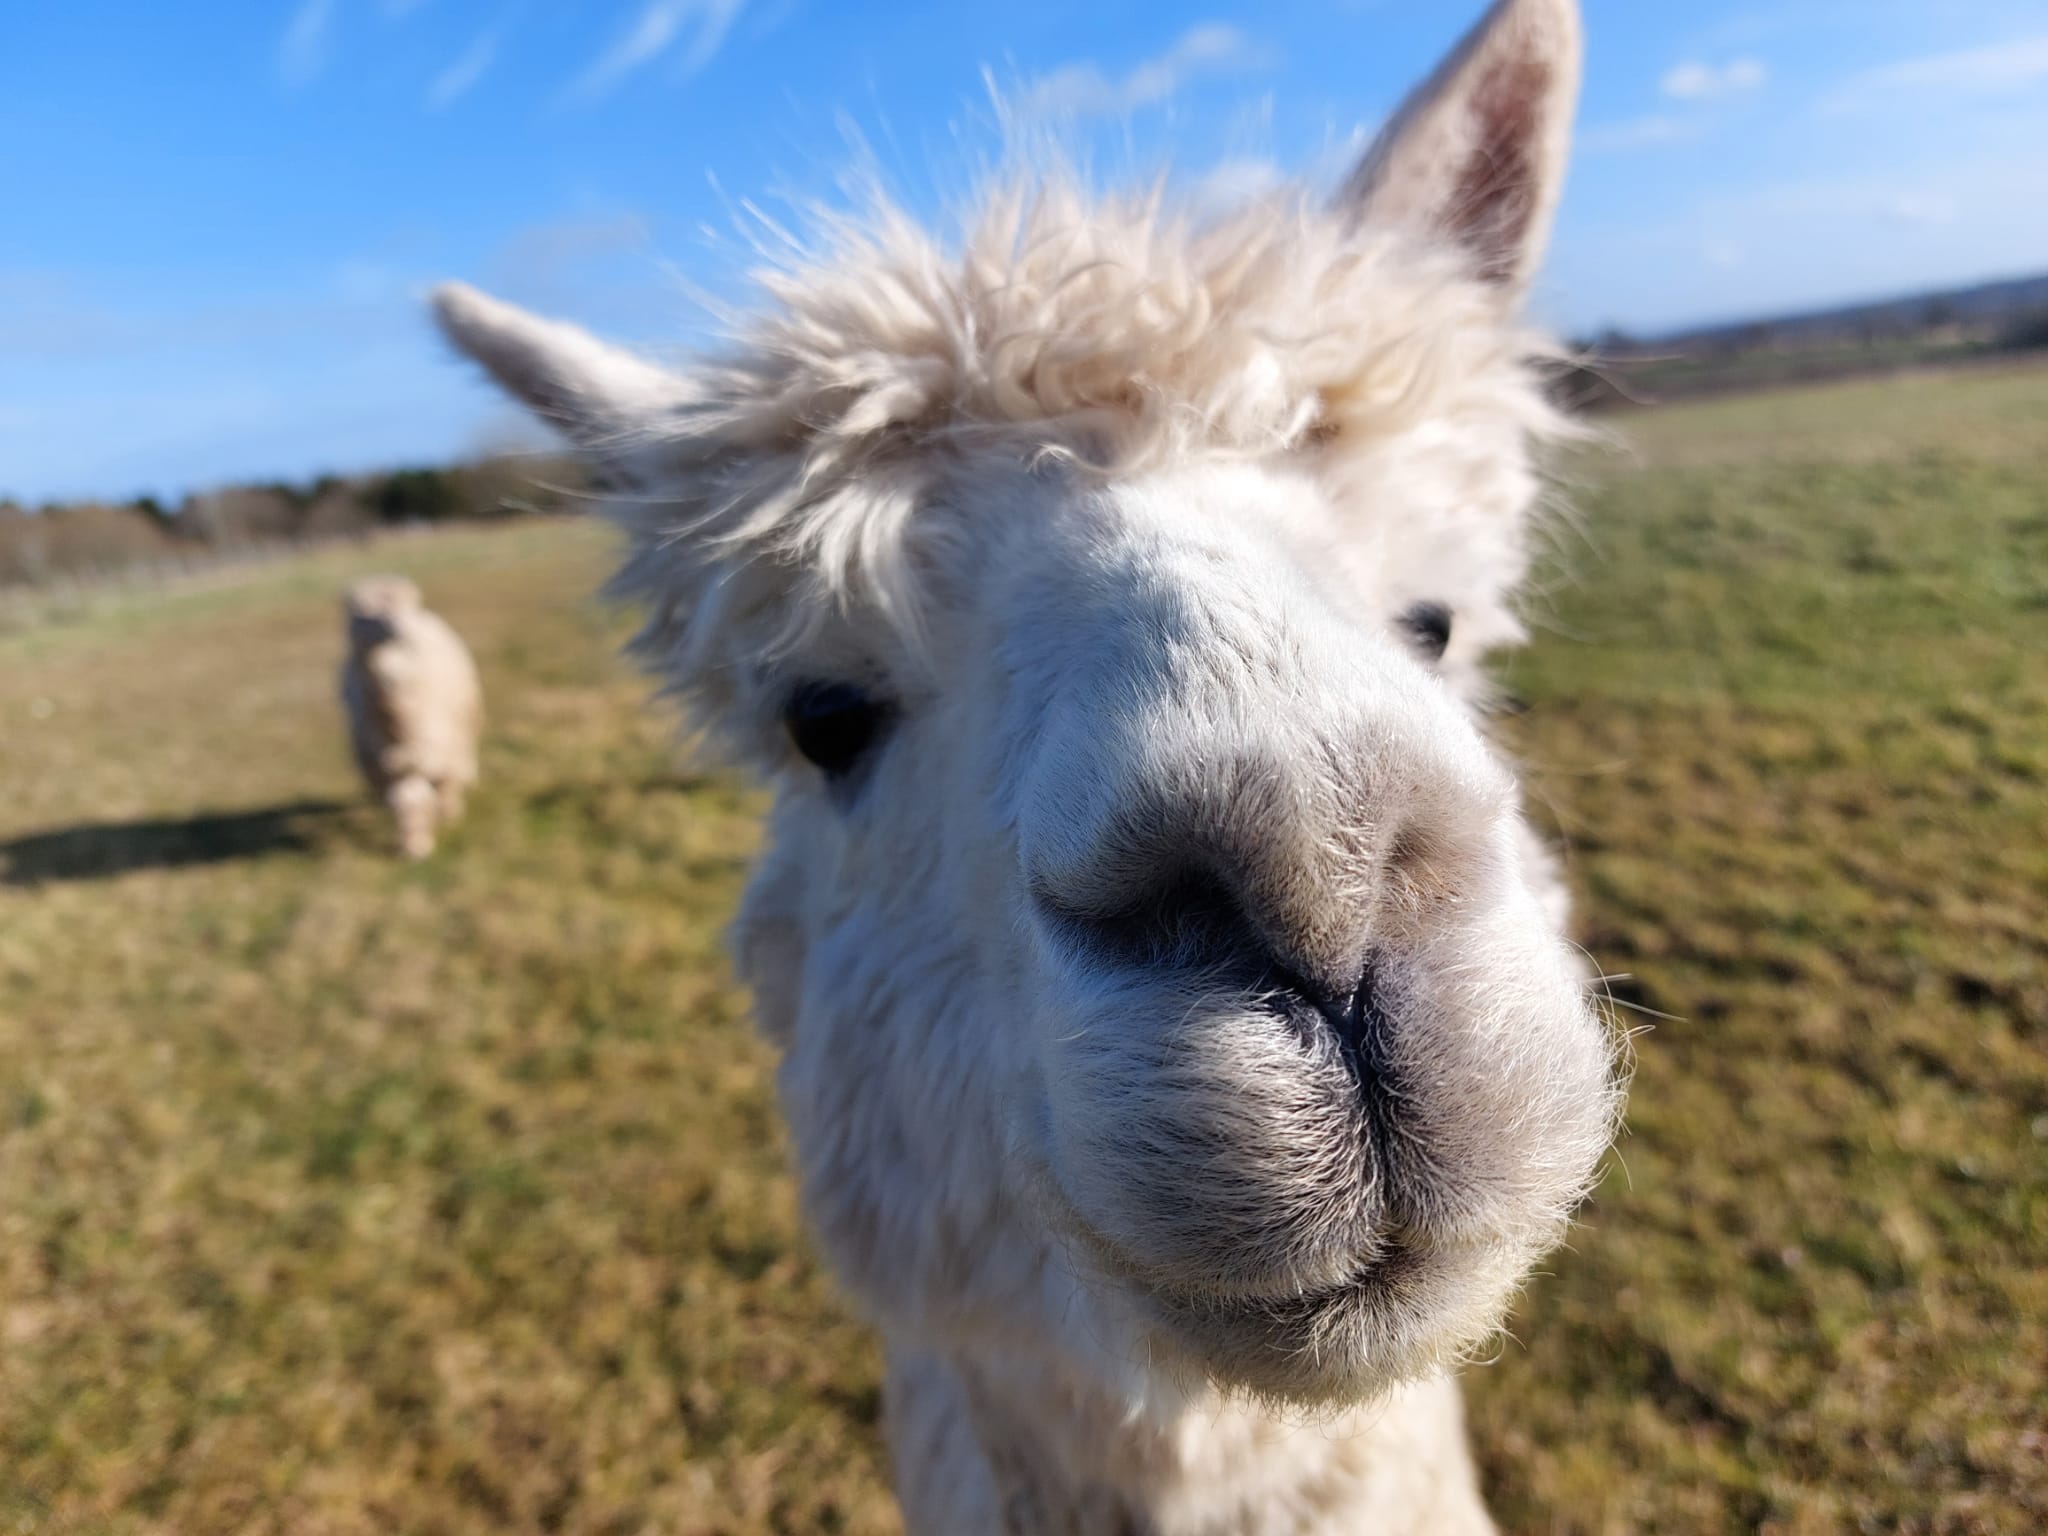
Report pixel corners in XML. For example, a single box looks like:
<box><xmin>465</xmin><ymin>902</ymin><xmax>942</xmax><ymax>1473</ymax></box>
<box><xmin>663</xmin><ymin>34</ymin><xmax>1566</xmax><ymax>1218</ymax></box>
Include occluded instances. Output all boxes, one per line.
<box><xmin>1040</xmin><ymin>870</ymin><xmax>1387</xmax><ymax>1085</ymax></box>
<box><xmin>1033</xmin><ymin>868</ymin><xmax>1262</xmax><ymax>973</ymax></box>
<box><xmin>1035</xmin><ymin>869</ymin><xmax>1382</xmax><ymax>1049</ymax></box>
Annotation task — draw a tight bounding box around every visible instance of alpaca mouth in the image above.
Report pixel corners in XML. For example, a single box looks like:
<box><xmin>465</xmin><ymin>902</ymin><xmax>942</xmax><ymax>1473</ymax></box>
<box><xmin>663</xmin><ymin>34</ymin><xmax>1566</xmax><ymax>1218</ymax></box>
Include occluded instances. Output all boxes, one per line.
<box><xmin>1023</xmin><ymin>1088</ymin><xmax>1539</xmax><ymax>1400</ymax></box>
<box><xmin>1060</xmin><ymin>1188</ymin><xmax>1435</xmax><ymax>1316</ymax></box>
<box><xmin>1018</xmin><ymin>931</ymin><xmax>1613</xmax><ymax>1400</ymax></box>
<box><xmin>1050</xmin><ymin>1193</ymin><xmax>1510</xmax><ymax>1400</ymax></box>
<box><xmin>1147</xmin><ymin>1230</ymin><xmax>1449</xmax><ymax>1322</ymax></box>
<box><xmin>1031</xmin><ymin>1141</ymin><xmax>1425</xmax><ymax>1311</ymax></box>
<box><xmin>1137</xmin><ymin>1236</ymin><xmax>1510</xmax><ymax>1399</ymax></box>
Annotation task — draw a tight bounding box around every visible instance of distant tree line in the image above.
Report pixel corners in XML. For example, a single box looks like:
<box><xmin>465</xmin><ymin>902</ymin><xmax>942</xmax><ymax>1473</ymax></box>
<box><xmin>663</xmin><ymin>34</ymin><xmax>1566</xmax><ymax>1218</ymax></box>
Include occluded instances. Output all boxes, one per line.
<box><xmin>0</xmin><ymin>457</ymin><xmax>588</xmax><ymax>590</ymax></box>
<box><xmin>1551</xmin><ymin>302</ymin><xmax>2048</xmax><ymax>413</ymax></box>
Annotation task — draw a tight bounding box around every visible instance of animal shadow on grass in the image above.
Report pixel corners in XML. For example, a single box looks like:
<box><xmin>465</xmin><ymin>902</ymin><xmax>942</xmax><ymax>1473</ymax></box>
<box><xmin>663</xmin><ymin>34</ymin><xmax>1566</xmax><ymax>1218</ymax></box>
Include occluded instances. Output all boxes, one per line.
<box><xmin>0</xmin><ymin>798</ymin><xmax>354</xmax><ymax>887</ymax></box>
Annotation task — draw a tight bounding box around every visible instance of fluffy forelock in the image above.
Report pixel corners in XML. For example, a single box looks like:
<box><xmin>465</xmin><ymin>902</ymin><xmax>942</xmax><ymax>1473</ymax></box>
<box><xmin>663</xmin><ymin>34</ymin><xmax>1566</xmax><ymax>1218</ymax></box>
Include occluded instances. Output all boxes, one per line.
<box><xmin>604</xmin><ymin>171</ymin><xmax>1573</xmax><ymax>723</ymax></box>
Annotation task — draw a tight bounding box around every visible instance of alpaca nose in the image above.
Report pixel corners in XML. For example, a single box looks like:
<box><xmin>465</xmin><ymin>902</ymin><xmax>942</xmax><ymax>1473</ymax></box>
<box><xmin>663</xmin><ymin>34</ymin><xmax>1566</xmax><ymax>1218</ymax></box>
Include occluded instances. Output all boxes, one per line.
<box><xmin>1032</xmin><ymin>832</ymin><xmax>1389</xmax><ymax>1008</ymax></box>
<box><xmin>1025</xmin><ymin>714</ymin><xmax>1512</xmax><ymax>1022</ymax></box>
<box><xmin>1034</xmin><ymin>860</ymin><xmax>1377</xmax><ymax>1023</ymax></box>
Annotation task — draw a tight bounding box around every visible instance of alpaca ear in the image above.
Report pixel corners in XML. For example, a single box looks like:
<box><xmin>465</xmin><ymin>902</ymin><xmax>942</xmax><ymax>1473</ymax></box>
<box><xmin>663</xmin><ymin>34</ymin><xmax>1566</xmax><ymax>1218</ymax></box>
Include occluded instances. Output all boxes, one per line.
<box><xmin>1334</xmin><ymin>0</ymin><xmax>1581</xmax><ymax>292</ymax></box>
<box><xmin>430</xmin><ymin>282</ymin><xmax>689</xmax><ymax>443</ymax></box>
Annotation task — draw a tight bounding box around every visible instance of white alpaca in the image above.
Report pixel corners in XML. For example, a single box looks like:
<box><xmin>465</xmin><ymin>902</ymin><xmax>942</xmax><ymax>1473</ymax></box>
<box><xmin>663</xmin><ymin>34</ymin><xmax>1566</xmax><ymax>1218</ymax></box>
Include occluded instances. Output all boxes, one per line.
<box><xmin>434</xmin><ymin>0</ymin><xmax>1621</xmax><ymax>1528</ymax></box>
<box><xmin>339</xmin><ymin>575</ymin><xmax>482</xmax><ymax>859</ymax></box>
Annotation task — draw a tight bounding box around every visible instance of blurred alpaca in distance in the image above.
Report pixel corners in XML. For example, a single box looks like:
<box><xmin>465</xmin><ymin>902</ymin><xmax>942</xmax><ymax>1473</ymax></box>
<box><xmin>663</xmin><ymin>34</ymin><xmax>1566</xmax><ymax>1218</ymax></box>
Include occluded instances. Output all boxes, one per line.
<box><xmin>340</xmin><ymin>575</ymin><xmax>482</xmax><ymax>859</ymax></box>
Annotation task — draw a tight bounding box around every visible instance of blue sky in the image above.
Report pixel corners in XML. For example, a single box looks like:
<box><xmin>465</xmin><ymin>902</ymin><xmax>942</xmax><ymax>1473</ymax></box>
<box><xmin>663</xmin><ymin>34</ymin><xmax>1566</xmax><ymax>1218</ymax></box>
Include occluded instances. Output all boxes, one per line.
<box><xmin>3</xmin><ymin>0</ymin><xmax>2046</xmax><ymax>503</ymax></box>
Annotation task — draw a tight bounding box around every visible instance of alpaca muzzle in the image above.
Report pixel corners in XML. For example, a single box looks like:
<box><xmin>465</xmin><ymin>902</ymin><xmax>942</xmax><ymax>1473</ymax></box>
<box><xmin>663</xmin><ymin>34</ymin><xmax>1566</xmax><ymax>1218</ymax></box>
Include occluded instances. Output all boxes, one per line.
<box><xmin>1020</xmin><ymin>719</ymin><xmax>1614</xmax><ymax>1400</ymax></box>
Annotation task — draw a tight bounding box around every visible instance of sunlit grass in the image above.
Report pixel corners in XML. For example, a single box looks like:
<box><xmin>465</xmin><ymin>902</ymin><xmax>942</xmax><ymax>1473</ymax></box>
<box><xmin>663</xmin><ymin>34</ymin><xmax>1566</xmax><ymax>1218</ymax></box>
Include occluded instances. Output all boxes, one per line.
<box><xmin>1473</xmin><ymin>364</ymin><xmax>2048</xmax><ymax>1534</ymax></box>
<box><xmin>3</xmin><ymin>365</ymin><xmax>2045</xmax><ymax>1534</ymax></box>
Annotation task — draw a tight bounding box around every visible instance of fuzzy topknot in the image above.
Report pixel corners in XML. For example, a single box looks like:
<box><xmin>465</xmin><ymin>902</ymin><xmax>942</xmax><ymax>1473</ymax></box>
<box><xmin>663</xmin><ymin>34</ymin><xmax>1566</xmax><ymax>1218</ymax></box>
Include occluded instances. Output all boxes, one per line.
<box><xmin>590</xmin><ymin>171</ymin><xmax>1571</xmax><ymax>708</ymax></box>
<box><xmin>690</xmin><ymin>176</ymin><xmax>1563</xmax><ymax>471</ymax></box>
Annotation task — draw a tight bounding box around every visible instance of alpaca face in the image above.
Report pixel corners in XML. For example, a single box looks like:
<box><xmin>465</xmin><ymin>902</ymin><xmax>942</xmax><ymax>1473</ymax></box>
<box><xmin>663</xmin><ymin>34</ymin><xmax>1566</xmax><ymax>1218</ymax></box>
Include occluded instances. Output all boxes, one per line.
<box><xmin>735</xmin><ymin>456</ymin><xmax>1615</xmax><ymax>1403</ymax></box>
<box><xmin>1002</xmin><ymin>472</ymin><xmax>1613</xmax><ymax>1400</ymax></box>
<box><xmin>436</xmin><ymin>0</ymin><xmax>1615</xmax><ymax>1411</ymax></box>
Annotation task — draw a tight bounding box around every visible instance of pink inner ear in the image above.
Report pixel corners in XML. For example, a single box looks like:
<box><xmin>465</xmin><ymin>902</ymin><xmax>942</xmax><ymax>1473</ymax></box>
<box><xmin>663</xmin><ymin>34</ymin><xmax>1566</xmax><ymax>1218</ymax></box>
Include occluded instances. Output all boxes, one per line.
<box><xmin>1449</xmin><ymin>54</ymin><xmax>1551</xmax><ymax>286</ymax></box>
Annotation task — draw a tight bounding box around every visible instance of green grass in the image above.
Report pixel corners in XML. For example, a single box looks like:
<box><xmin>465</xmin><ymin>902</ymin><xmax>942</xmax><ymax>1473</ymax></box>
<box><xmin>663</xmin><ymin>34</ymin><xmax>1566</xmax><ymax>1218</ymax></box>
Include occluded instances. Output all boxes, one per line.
<box><xmin>4</xmin><ymin>365</ymin><xmax>2046</xmax><ymax>1534</ymax></box>
<box><xmin>1473</xmin><ymin>365</ymin><xmax>2048</xmax><ymax>1534</ymax></box>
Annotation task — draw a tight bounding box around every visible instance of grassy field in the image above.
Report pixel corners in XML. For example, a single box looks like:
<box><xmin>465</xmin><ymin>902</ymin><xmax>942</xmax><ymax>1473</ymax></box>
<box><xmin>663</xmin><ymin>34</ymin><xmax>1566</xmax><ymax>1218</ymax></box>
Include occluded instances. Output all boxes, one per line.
<box><xmin>3</xmin><ymin>365</ymin><xmax>2045</xmax><ymax>1534</ymax></box>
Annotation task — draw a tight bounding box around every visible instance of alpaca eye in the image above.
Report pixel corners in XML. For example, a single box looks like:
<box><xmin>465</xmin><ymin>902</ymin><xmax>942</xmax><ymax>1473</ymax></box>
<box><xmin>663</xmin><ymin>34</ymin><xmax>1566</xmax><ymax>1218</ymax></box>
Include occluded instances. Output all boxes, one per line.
<box><xmin>1397</xmin><ymin>602</ymin><xmax>1453</xmax><ymax>662</ymax></box>
<box><xmin>784</xmin><ymin>681</ymin><xmax>890</xmax><ymax>778</ymax></box>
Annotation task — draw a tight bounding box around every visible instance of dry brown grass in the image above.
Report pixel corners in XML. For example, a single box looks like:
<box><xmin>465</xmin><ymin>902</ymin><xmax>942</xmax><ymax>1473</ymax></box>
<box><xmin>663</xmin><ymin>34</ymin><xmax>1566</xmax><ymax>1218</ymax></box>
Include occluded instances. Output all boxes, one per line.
<box><xmin>3</xmin><ymin>366</ymin><xmax>2046</xmax><ymax>1533</ymax></box>
<box><xmin>1</xmin><ymin>523</ymin><xmax>891</xmax><ymax>1536</ymax></box>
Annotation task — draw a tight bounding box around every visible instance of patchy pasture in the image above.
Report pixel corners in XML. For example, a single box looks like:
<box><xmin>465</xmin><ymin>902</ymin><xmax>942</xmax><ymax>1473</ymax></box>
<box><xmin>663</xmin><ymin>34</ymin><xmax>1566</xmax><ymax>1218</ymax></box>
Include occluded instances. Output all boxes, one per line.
<box><xmin>3</xmin><ymin>367</ymin><xmax>2044</xmax><ymax>1534</ymax></box>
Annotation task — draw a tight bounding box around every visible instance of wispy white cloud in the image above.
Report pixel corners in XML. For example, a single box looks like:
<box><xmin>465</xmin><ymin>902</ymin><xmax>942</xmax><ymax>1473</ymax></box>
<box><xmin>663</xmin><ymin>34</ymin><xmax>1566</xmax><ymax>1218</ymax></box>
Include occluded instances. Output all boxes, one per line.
<box><xmin>1191</xmin><ymin>157</ymin><xmax>1283</xmax><ymax>210</ymax></box>
<box><xmin>490</xmin><ymin>212</ymin><xmax>654</xmax><ymax>291</ymax></box>
<box><xmin>1882</xmin><ymin>192</ymin><xmax>1957</xmax><ymax>228</ymax></box>
<box><xmin>1547</xmin><ymin>140</ymin><xmax>2048</xmax><ymax>334</ymax></box>
<box><xmin>1579</xmin><ymin>114</ymin><xmax>1699</xmax><ymax>154</ymax></box>
<box><xmin>428</xmin><ymin>27</ymin><xmax>501</xmax><ymax>111</ymax></box>
<box><xmin>1823</xmin><ymin>34</ymin><xmax>2048</xmax><ymax>111</ymax></box>
<box><xmin>475</xmin><ymin>212</ymin><xmax>671</xmax><ymax>347</ymax></box>
<box><xmin>671</xmin><ymin>0</ymin><xmax>745</xmax><ymax>75</ymax></box>
<box><xmin>561</xmin><ymin>0</ymin><xmax>746</xmax><ymax>106</ymax></box>
<box><xmin>1022</xmin><ymin>23</ymin><xmax>1267</xmax><ymax>119</ymax></box>
<box><xmin>1661</xmin><ymin>57</ymin><xmax>1766</xmax><ymax>101</ymax></box>
<box><xmin>1582</xmin><ymin>55</ymin><xmax>1765</xmax><ymax>153</ymax></box>
<box><xmin>0</xmin><ymin>260</ymin><xmax>430</xmax><ymax>361</ymax></box>
<box><xmin>334</xmin><ymin>259</ymin><xmax>406</xmax><ymax>303</ymax></box>
<box><xmin>564</xmin><ymin>0</ymin><xmax>689</xmax><ymax>102</ymax></box>
<box><xmin>279</xmin><ymin>0</ymin><xmax>338</xmax><ymax>88</ymax></box>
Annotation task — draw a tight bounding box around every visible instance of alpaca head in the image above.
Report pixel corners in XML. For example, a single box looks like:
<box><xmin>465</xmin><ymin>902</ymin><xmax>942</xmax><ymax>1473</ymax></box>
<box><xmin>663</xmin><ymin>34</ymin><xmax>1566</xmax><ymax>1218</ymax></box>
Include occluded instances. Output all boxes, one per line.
<box><xmin>437</xmin><ymin>0</ymin><xmax>1618</xmax><ymax>1407</ymax></box>
<box><xmin>343</xmin><ymin>574</ymin><xmax>424</xmax><ymax>651</ymax></box>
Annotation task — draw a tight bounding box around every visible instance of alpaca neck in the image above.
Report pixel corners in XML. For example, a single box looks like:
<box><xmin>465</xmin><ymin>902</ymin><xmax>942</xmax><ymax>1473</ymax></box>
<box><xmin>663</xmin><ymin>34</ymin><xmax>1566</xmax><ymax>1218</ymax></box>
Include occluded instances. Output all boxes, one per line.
<box><xmin>883</xmin><ymin>1338</ymin><xmax>1496</xmax><ymax>1535</ymax></box>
